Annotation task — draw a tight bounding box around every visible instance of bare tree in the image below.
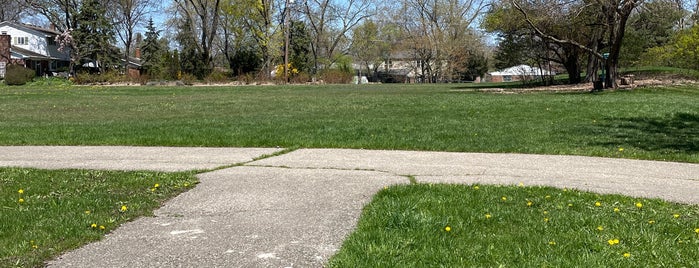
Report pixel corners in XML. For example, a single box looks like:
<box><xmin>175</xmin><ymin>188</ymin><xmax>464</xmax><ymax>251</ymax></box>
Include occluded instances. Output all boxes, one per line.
<box><xmin>112</xmin><ymin>0</ymin><xmax>156</xmax><ymax>71</ymax></box>
<box><xmin>24</xmin><ymin>0</ymin><xmax>81</xmax><ymax>31</ymax></box>
<box><xmin>301</xmin><ymin>0</ymin><xmax>374</xmax><ymax>73</ymax></box>
<box><xmin>1</xmin><ymin>0</ymin><xmax>29</xmax><ymax>22</ymax></box>
<box><xmin>173</xmin><ymin>0</ymin><xmax>222</xmax><ymax>75</ymax></box>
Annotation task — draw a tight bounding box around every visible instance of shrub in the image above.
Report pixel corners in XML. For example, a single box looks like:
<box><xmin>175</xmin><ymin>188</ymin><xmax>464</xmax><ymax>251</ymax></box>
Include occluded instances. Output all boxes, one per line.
<box><xmin>319</xmin><ymin>69</ymin><xmax>353</xmax><ymax>84</ymax></box>
<box><xmin>4</xmin><ymin>64</ymin><xmax>35</xmax><ymax>85</ymax></box>
<box><xmin>204</xmin><ymin>69</ymin><xmax>231</xmax><ymax>84</ymax></box>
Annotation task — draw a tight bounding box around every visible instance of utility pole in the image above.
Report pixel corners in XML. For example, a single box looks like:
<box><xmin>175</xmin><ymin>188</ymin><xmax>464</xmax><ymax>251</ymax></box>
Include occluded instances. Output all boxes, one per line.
<box><xmin>284</xmin><ymin>0</ymin><xmax>293</xmax><ymax>84</ymax></box>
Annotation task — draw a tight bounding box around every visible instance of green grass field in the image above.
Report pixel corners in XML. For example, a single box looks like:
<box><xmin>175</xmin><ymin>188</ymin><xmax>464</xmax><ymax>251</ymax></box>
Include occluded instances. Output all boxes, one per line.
<box><xmin>0</xmin><ymin>84</ymin><xmax>696</xmax><ymax>162</ymax></box>
<box><xmin>0</xmin><ymin>82</ymin><xmax>697</xmax><ymax>267</ymax></box>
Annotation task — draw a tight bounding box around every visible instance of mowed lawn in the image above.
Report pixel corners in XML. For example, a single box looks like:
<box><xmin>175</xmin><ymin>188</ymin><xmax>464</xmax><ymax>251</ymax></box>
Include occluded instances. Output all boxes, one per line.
<box><xmin>0</xmin><ymin>84</ymin><xmax>697</xmax><ymax>162</ymax></box>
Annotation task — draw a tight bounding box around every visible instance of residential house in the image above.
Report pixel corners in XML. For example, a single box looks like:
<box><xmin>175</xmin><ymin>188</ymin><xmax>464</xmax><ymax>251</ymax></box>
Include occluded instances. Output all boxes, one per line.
<box><xmin>488</xmin><ymin>64</ymin><xmax>555</xmax><ymax>82</ymax></box>
<box><xmin>0</xmin><ymin>21</ymin><xmax>71</xmax><ymax>78</ymax></box>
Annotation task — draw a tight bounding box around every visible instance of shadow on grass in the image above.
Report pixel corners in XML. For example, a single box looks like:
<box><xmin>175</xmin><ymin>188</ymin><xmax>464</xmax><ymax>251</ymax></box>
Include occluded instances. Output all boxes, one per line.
<box><xmin>583</xmin><ymin>112</ymin><xmax>698</xmax><ymax>153</ymax></box>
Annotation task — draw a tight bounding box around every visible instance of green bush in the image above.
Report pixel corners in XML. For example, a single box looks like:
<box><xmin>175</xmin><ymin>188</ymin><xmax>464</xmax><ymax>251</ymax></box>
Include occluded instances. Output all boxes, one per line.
<box><xmin>3</xmin><ymin>64</ymin><xmax>35</xmax><ymax>85</ymax></box>
<box><xmin>319</xmin><ymin>69</ymin><xmax>353</xmax><ymax>84</ymax></box>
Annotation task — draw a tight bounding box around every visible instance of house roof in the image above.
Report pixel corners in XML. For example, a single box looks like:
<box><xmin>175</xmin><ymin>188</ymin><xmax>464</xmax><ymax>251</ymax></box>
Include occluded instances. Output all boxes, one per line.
<box><xmin>489</xmin><ymin>65</ymin><xmax>555</xmax><ymax>76</ymax></box>
<box><xmin>0</xmin><ymin>21</ymin><xmax>61</xmax><ymax>37</ymax></box>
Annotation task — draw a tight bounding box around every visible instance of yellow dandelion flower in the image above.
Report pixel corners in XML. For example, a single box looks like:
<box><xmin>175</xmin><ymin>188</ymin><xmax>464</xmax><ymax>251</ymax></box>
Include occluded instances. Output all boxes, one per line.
<box><xmin>548</xmin><ymin>241</ymin><xmax>556</xmax><ymax>245</ymax></box>
<box><xmin>183</xmin><ymin>183</ymin><xmax>190</xmax><ymax>187</ymax></box>
<box><xmin>595</xmin><ymin>201</ymin><xmax>602</xmax><ymax>207</ymax></box>
<box><xmin>85</xmin><ymin>210</ymin><xmax>91</xmax><ymax>214</ymax></box>
<box><xmin>120</xmin><ymin>205</ymin><xmax>128</xmax><ymax>212</ymax></box>
<box><xmin>623</xmin><ymin>252</ymin><xmax>631</xmax><ymax>258</ymax></box>
<box><xmin>501</xmin><ymin>196</ymin><xmax>507</xmax><ymax>201</ymax></box>
<box><xmin>607</xmin><ymin>239</ymin><xmax>620</xmax><ymax>246</ymax></box>
<box><xmin>635</xmin><ymin>202</ymin><xmax>643</xmax><ymax>208</ymax></box>
<box><xmin>694</xmin><ymin>228</ymin><xmax>699</xmax><ymax>234</ymax></box>
<box><xmin>563</xmin><ymin>188</ymin><xmax>568</xmax><ymax>192</ymax></box>
<box><xmin>32</xmin><ymin>244</ymin><xmax>38</xmax><ymax>249</ymax></box>
<box><xmin>648</xmin><ymin>220</ymin><xmax>655</xmax><ymax>224</ymax></box>
<box><xmin>154</xmin><ymin>183</ymin><xmax>160</xmax><ymax>188</ymax></box>
<box><xmin>614</xmin><ymin>207</ymin><xmax>620</xmax><ymax>212</ymax></box>
<box><xmin>544</xmin><ymin>218</ymin><xmax>550</xmax><ymax>223</ymax></box>
<box><xmin>91</xmin><ymin>223</ymin><xmax>97</xmax><ymax>228</ymax></box>
<box><xmin>543</xmin><ymin>210</ymin><xmax>549</xmax><ymax>215</ymax></box>
<box><xmin>485</xmin><ymin>213</ymin><xmax>492</xmax><ymax>219</ymax></box>
<box><xmin>150</xmin><ymin>188</ymin><xmax>156</xmax><ymax>192</ymax></box>
<box><xmin>527</xmin><ymin>201</ymin><xmax>533</xmax><ymax>207</ymax></box>
<box><xmin>18</xmin><ymin>198</ymin><xmax>24</xmax><ymax>203</ymax></box>
<box><xmin>618</xmin><ymin>148</ymin><xmax>624</xmax><ymax>152</ymax></box>
<box><xmin>99</xmin><ymin>225</ymin><xmax>105</xmax><ymax>230</ymax></box>
<box><xmin>597</xmin><ymin>226</ymin><xmax>604</xmax><ymax>231</ymax></box>
<box><xmin>518</xmin><ymin>182</ymin><xmax>524</xmax><ymax>187</ymax></box>
<box><xmin>673</xmin><ymin>214</ymin><xmax>680</xmax><ymax>219</ymax></box>
<box><xmin>18</xmin><ymin>189</ymin><xmax>24</xmax><ymax>194</ymax></box>
<box><xmin>473</xmin><ymin>185</ymin><xmax>479</xmax><ymax>190</ymax></box>
<box><xmin>568</xmin><ymin>203</ymin><xmax>573</xmax><ymax>208</ymax></box>
<box><xmin>445</xmin><ymin>226</ymin><xmax>451</xmax><ymax>232</ymax></box>
<box><xmin>545</xmin><ymin>195</ymin><xmax>551</xmax><ymax>199</ymax></box>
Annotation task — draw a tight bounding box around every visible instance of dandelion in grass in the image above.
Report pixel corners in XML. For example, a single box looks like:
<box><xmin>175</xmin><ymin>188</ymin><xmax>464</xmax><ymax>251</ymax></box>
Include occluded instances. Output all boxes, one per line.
<box><xmin>648</xmin><ymin>220</ymin><xmax>655</xmax><ymax>224</ymax></box>
<box><xmin>596</xmin><ymin>226</ymin><xmax>604</xmax><ymax>231</ymax></box>
<box><xmin>85</xmin><ymin>210</ymin><xmax>91</xmax><ymax>215</ymax></box>
<box><xmin>635</xmin><ymin>202</ymin><xmax>643</xmax><ymax>208</ymax></box>
<box><xmin>614</xmin><ymin>207</ymin><xmax>620</xmax><ymax>213</ymax></box>
<box><xmin>623</xmin><ymin>252</ymin><xmax>631</xmax><ymax>258</ymax></box>
<box><xmin>485</xmin><ymin>213</ymin><xmax>492</xmax><ymax>219</ymax></box>
<box><xmin>595</xmin><ymin>201</ymin><xmax>602</xmax><ymax>207</ymax></box>
<box><xmin>618</xmin><ymin>148</ymin><xmax>624</xmax><ymax>152</ymax></box>
<box><xmin>501</xmin><ymin>196</ymin><xmax>507</xmax><ymax>201</ymax></box>
<box><xmin>100</xmin><ymin>225</ymin><xmax>105</xmax><ymax>230</ymax></box>
<box><xmin>673</xmin><ymin>214</ymin><xmax>680</xmax><ymax>219</ymax></box>
<box><xmin>18</xmin><ymin>198</ymin><xmax>24</xmax><ymax>203</ymax></box>
<box><xmin>607</xmin><ymin>239</ymin><xmax>620</xmax><ymax>246</ymax></box>
<box><xmin>548</xmin><ymin>241</ymin><xmax>556</xmax><ymax>245</ymax></box>
<box><xmin>154</xmin><ymin>183</ymin><xmax>160</xmax><ymax>188</ymax></box>
<box><xmin>527</xmin><ymin>201</ymin><xmax>533</xmax><ymax>207</ymax></box>
<box><xmin>518</xmin><ymin>182</ymin><xmax>524</xmax><ymax>187</ymax></box>
<box><xmin>694</xmin><ymin>228</ymin><xmax>699</xmax><ymax>234</ymax></box>
<box><xmin>544</xmin><ymin>218</ymin><xmax>550</xmax><ymax>223</ymax></box>
<box><xmin>568</xmin><ymin>203</ymin><xmax>573</xmax><ymax>208</ymax></box>
<box><xmin>91</xmin><ymin>223</ymin><xmax>97</xmax><ymax>228</ymax></box>
<box><xmin>18</xmin><ymin>189</ymin><xmax>24</xmax><ymax>194</ymax></box>
<box><xmin>120</xmin><ymin>205</ymin><xmax>128</xmax><ymax>212</ymax></box>
<box><xmin>545</xmin><ymin>195</ymin><xmax>551</xmax><ymax>199</ymax></box>
<box><xmin>445</xmin><ymin>226</ymin><xmax>451</xmax><ymax>232</ymax></box>
<box><xmin>543</xmin><ymin>210</ymin><xmax>549</xmax><ymax>215</ymax></box>
<box><xmin>473</xmin><ymin>185</ymin><xmax>480</xmax><ymax>190</ymax></box>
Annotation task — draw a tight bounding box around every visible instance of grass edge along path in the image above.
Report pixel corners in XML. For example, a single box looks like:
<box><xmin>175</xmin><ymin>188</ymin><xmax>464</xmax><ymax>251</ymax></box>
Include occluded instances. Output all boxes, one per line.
<box><xmin>328</xmin><ymin>183</ymin><xmax>699</xmax><ymax>267</ymax></box>
<box><xmin>0</xmin><ymin>168</ymin><xmax>199</xmax><ymax>268</ymax></box>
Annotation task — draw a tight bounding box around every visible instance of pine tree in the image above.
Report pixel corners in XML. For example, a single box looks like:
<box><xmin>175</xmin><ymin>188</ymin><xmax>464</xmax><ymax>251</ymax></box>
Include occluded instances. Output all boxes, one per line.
<box><xmin>140</xmin><ymin>18</ymin><xmax>163</xmax><ymax>77</ymax></box>
<box><xmin>73</xmin><ymin>0</ymin><xmax>116</xmax><ymax>73</ymax></box>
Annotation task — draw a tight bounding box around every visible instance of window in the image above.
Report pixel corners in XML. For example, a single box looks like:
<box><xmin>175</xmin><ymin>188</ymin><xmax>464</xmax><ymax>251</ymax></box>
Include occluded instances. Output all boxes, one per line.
<box><xmin>1</xmin><ymin>31</ymin><xmax>6</xmax><ymax>35</ymax></box>
<box><xmin>503</xmin><ymin>75</ymin><xmax>512</xmax><ymax>82</ymax></box>
<box><xmin>47</xmin><ymin>37</ymin><xmax>56</xmax><ymax>46</ymax></box>
<box><xmin>14</xmin><ymin>37</ymin><xmax>29</xmax><ymax>45</ymax></box>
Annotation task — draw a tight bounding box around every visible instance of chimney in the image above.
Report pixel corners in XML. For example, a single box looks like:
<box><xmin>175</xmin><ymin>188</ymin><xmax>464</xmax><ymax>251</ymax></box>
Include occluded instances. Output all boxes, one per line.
<box><xmin>135</xmin><ymin>48</ymin><xmax>141</xmax><ymax>59</ymax></box>
<box><xmin>0</xmin><ymin>34</ymin><xmax>10</xmax><ymax>63</ymax></box>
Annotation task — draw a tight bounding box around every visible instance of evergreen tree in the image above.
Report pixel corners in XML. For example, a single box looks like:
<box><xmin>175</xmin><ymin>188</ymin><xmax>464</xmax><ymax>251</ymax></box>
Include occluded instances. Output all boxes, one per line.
<box><xmin>176</xmin><ymin>16</ymin><xmax>210</xmax><ymax>79</ymax></box>
<box><xmin>73</xmin><ymin>0</ymin><xmax>116</xmax><ymax>73</ymax></box>
<box><xmin>140</xmin><ymin>18</ymin><xmax>163</xmax><ymax>77</ymax></box>
<box><xmin>290</xmin><ymin>21</ymin><xmax>312</xmax><ymax>73</ymax></box>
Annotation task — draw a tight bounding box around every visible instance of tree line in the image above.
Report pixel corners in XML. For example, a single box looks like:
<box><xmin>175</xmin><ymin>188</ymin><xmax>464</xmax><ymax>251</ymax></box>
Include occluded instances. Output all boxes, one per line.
<box><xmin>7</xmin><ymin>0</ymin><xmax>699</xmax><ymax>85</ymax></box>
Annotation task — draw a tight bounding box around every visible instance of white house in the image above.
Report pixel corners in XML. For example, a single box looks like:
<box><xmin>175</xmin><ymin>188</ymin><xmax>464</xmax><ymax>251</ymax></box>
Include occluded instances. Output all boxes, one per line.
<box><xmin>488</xmin><ymin>64</ymin><xmax>555</xmax><ymax>82</ymax></box>
<box><xmin>0</xmin><ymin>21</ymin><xmax>71</xmax><ymax>77</ymax></box>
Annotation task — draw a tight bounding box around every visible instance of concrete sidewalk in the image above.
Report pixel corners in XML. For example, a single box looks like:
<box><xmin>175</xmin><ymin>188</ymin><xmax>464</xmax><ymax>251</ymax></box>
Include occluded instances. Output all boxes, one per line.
<box><xmin>1</xmin><ymin>146</ymin><xmax>697</xmax><ymax>267</ymax></box>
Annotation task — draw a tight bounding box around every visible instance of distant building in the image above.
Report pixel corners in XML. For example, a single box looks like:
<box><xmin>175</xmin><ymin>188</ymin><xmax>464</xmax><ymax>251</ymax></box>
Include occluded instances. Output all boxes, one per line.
<box><xmin>488</xmin><ymin>64</ymin><xmax>555</xmax><ymax>82</ymax></box>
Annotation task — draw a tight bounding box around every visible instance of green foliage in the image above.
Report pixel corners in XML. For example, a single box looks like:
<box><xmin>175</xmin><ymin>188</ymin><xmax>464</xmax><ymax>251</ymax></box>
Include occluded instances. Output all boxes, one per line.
<box><xmin>228</xmin><ymin>47</ymin><xmax>261</xmax><ymax>76</ymax></box>
<box><xmin>3</xmin><ymin>64</ymin><xmax>35</xmax><ymax>85</ymax></box>
<box><xmin>0</xmin><ymin>168</ymin><xmax>198</xmax><ymax>267</ymax></box>
<box><xmin>329</xmin><ymin>184</ymin><xmax>699</xmax><ymax>267</ymax></box>
<box><xmin>290</xmin><ymin>20</ymin><xmax>313</xmax><ymax>74</ymax></box>
<box><xmin>176</xmin><ymin>17</ymin><xmax>212</xmax><ymax>79</ymax></box>
<box><xmin>673</xmin><ymin>25</ymin><xmax>699</xmax><ymax>69</ymax></box>
<box><xmin>141</xmin><ymin>18</ymin><xmax>163</xmax><ymax>77</ymax></box>
<box><xmin>73</xmin><ymin>0</ymin><xmax>117</xmax><ymax>73</ymax></box>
